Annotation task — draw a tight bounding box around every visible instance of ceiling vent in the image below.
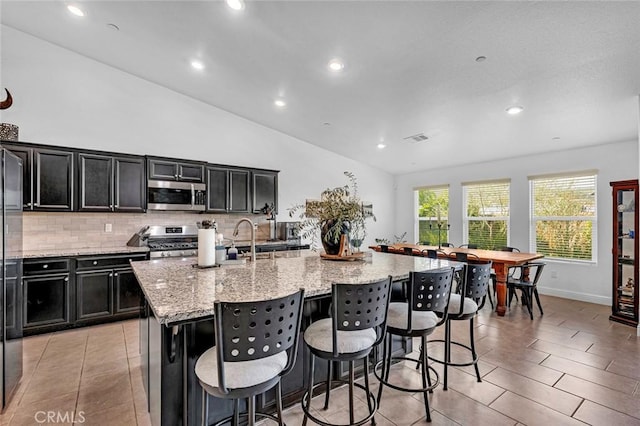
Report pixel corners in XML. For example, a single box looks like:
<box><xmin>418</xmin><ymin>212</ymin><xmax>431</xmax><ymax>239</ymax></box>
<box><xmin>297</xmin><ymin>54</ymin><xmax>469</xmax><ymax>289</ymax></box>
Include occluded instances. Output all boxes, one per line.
<box><xmin>402</xmin><ymin>133</ymin><xmax>429</xmax><ymax>143</ymax></box>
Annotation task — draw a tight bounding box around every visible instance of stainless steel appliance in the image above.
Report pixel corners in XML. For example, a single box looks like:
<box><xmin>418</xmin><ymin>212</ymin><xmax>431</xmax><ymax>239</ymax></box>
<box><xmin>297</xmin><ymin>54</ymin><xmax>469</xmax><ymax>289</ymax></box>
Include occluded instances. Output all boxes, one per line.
<box><xmin>277</xmin><ymin>222</ymin><xmax>300</xmax><ymax>243</ymax></box>
<box><xmin>147</xmin><ymin>180</ymin><xmax>206</xmax><ymax>211</ymax></box>
<box><xmin>1</xmin><ymin>147</ymin><xmax>23</xmax><ymax>410</ymax></box>
<box><xmin>133</xmin><ymin>225</ymin><xmax>199</xmax><ymax>258</ymax></box>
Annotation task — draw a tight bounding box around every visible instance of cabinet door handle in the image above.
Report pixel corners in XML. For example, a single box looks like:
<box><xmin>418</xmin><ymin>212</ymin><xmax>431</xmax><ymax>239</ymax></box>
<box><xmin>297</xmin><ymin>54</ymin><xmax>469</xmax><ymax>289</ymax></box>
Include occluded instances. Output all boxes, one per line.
<box><xmin>109</xmin><ymin>273</ymin><xmax>113</xmax><ymax>277</ymax></box>
<box><xmin>64</xmin><ymin>277</ymin><xmax>69</xmax><ymax>282</ymax></box>
<box><xmin>34</xmin><ymin>203</ymin><xmax>39</xmax><ymax>207</ymax></box>
<box><xmin>93</xmin><ymin>261</ymin><xmax>98</xmax><ymax>265</ymax></box>
<box><xmin>114</xmin><ymin>272</ymin><xmax>119</xmax><ymax>277</ymax></box>
<box><xmin>26</xmin><ymin>202</ymin><xmax>32</xmax><ymax>207</ymax></box>
<box><xmin>42</xmin><ymin>264</ymin><xmax>48</xmax><ymax>269</ymax></box>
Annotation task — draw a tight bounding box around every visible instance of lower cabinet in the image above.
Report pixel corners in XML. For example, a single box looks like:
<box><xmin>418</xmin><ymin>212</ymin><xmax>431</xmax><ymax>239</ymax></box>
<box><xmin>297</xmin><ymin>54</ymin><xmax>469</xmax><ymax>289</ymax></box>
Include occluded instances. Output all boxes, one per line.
<box><xmin>23</xmin><ymin>253</ymin><xmax>147</xmax><ymax>335</ymax></box>
<box><xmin>23</xmin><ymin>259</ymin><xmax>72</xmax><ymax>333</ymax></box>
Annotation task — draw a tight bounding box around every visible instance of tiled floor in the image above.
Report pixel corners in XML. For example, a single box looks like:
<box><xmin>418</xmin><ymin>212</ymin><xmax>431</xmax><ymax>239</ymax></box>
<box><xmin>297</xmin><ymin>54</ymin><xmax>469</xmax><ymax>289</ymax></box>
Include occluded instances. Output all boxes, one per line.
<box><xmin>1</xmin><ymin>295</ymin><xmax>639</xmax><ymax>425</ymax></box>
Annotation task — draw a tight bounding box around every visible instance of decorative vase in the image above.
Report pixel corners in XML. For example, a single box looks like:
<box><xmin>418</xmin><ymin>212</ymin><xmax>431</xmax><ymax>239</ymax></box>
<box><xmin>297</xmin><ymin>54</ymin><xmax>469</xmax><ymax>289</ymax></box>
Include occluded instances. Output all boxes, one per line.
<box><xmin>0</xmin><ymin>123</ymin><xmax>19</xmax><ymax>142</ymax></box>
<box><xmin>321</xmin><ymin>220</ymin><xmax>350</xmax><ymax>255</ymax></box>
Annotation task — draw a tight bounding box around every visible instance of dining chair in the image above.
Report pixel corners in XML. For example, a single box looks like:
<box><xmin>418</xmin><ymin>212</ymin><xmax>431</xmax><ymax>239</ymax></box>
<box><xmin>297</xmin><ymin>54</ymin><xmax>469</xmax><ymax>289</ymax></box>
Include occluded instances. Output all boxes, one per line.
<box><xmin>458</xmin><ymin>244</ymin><xmax>478</xmax><ymax>249</ymax></box>
<box><xmin>507</xmin><ymin>262</ymin><xmax>546</xmax><ymax>320</ymax></box>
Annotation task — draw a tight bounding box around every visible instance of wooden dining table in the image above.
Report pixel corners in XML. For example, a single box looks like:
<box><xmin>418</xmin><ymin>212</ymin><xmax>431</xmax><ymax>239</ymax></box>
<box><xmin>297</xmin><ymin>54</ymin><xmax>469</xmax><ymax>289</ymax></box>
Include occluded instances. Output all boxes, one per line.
<box><xmin>369</xmin><ymin>243</ymin><xmax>544</xmax><ymax>316</ymax></box>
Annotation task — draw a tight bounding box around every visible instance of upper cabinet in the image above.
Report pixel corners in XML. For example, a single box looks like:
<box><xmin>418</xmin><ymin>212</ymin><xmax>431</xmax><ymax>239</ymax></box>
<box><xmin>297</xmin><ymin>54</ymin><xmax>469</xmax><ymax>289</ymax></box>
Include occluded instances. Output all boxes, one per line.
<box><xmin>78</xmin><ymin>153</ymin><xmax>145</xmax><ymax>212</ymax></box>
<box><xmin>206</xmin><ymin>166</ymin><xmax>251</xmax><ymax>213</ymax></box>
<box><xmin>252</xmin><ymin>170</ymin><xmax>278</xmax><ymax>214</ymax></box>
<box><xmin>147</xmin><ymin>157</ymin><xmax>204</xmax><ymax>183</ymax></box>
<box><xmin>4</xmin><ymin>144</ymin><xmax>74</xmax><ymax>211</ymax></box>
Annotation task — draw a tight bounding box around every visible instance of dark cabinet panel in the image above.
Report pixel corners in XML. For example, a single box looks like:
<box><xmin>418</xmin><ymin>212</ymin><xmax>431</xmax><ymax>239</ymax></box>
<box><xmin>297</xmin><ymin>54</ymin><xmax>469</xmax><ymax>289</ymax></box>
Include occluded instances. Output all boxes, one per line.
<box><xmin>114</xmin><ymin>157</ymin><xmax>146</xmax><ymax>212</ymax></box>
<box><xmin>148</xmin><ymin>158</ymin><xmax>204</xmax><ymax>183</ymax></box>
<box><xmin>34</xmin><ymin>149</ymin><xmax>74</xmax><ymax>210</ymax></box>
<box><xmin>252</xmin><ymin>171</ymin><xmax>278</xmax><ymax>214</ymax></box>
<box><xmin>79</xmin><ymin>153</ymin><xmax>112</xmax><ymax>211</ymax></box>
<box><xmin>3</xmin><ymin>145</ymin><xmax>32</xmax><ymax>209</ymax></box>
<box><xmin>229</xmin><ymin>169</ymin><xmax>250</xmax><ymax>213</ymax></box>
<box><xmin>206</xmin><ymin>167</ymin><xmax>229</xmax><ymax>212</ymax></box>
<box><xmin>3</xmin><ymin>144</ymin><xmax>72</xmax><ymax>211</ymax></box>
<box><xmin>77</xmin><ymin>271</ymin><xmax>113</xmax><ymax>320</ymax></box>
<box><xmin>24</xmin><ymin>274</ymin><xmax>71</xmax><ymax>328</ymax></box>
<box><xmin>79</xmin><ymin>154</ymin><xmax>145</xmax><ymax>212</ymax></box>
<box><xmin>115</xmin><ymin>269</ymin><xmax>142</xmax><ymax>313</ymax></box>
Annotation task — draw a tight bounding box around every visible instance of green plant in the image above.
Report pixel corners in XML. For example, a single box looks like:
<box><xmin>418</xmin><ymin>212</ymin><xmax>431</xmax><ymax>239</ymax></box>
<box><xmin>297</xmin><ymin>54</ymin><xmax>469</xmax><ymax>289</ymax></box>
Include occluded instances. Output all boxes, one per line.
<box><xmin>289</xmin><ymin>171</ymin><xmax>375</xmax><ymax>251</ymax></box>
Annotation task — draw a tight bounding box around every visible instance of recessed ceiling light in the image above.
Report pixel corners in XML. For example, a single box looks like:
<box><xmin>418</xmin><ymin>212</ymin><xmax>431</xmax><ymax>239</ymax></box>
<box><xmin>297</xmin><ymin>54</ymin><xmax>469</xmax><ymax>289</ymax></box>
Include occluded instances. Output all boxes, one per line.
<box><xmin>552</xmin><ymin>136</ymin><xmax>561</xmax><ymax>140</ymax></box>
<box><xmin>475</xmin><ymin>56</ymin><xmax>487</xmax><ymax>62</ymax></box>
<box><xmin>506</xmin><ymin>106</ymin><xmax>524</xmax><ymax>115</ymax></box>
<box><xmin>323</xmin><ymin>122</ymin><xmax>331</xmax><ymax>126</ymax></box>
<box><xmin>274</xmin><ymin>99</ymin><xmax>287</xmax><ymax>108</ymax></box>
<box><xmin>226</xmin><ymin>0</ymin><xmax>245</xmax><ymax>11</ymax></box>
<box><xmin>67</xmin><ymin>5</ymin><xmax>85</xmax><ymax>17</ymax></box>
<box><xmin>377</xmin><ymin>143</ymin><xmax>386</xmax><ymax>149</ymax></box>
<box><xmin>328</xmin><ymin>59</ymin><xmax>345</xmax><ymax>72</ymax></box>
<box><xmin>190</xmin><ymin>60</ymin><xmax>205</xmax><ymax>70</ymax></box>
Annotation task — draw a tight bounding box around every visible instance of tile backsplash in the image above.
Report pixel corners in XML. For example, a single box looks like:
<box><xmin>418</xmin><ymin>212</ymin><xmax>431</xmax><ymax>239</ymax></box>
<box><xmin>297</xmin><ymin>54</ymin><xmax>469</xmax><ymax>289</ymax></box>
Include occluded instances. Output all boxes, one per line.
<box><xmin>23</xmin><ymin>211</ymin><xmax>273</xmax><ymax>251</ymax></box>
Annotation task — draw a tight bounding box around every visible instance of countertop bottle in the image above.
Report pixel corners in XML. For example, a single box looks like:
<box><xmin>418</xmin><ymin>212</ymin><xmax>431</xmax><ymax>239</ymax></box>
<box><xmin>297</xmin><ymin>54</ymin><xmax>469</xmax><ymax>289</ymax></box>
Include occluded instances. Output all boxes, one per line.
<box><xmin>227</xmin><ymin>244</ymin><xmax>238</xmax><ymax>260</ymax></box>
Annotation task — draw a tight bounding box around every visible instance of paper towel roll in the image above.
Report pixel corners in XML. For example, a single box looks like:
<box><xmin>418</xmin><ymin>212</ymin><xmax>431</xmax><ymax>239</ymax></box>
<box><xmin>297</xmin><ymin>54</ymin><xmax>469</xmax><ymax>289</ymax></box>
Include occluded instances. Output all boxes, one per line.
<box><xmin>198</xmin><ymin>229</ymin><xmax>217</xmax><ymax>267</ymax></box>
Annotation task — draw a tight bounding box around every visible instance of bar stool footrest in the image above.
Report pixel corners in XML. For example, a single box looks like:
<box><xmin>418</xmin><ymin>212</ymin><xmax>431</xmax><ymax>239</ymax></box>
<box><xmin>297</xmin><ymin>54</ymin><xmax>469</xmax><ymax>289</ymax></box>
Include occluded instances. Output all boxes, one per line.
<box><xmin>425</xmin><ymin>339</ymin><xmax>479</xmax><ymax>367</ymax></box>
<box><xmin>374</xmin><ymin>356</ymin><xmax>440</xmax><ymax>393</ymax></box>
<box><xmin>301</xmin><ymin>379</ymin><xmax>377</xmax><ymax>426</ymax></box>
<box><xmin>212</xmin><ymin>411</ymin><xmax>284</xmax><ymax>426</ymax></box>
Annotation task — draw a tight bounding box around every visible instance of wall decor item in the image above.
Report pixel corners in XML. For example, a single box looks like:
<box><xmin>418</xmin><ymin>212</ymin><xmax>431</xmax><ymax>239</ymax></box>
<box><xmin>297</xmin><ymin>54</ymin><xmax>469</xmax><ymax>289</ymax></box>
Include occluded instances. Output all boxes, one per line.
<box><xmin>0</xmin><ymin>88</ymin><xmax>19</xmax><ymax>141</ymax></box>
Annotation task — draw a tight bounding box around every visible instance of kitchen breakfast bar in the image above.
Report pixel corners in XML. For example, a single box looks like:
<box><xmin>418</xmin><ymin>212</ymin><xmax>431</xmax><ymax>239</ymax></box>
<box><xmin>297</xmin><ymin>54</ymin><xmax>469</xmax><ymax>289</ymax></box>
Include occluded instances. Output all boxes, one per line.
<box><xmin>132</xmin><ymin>250</ymin><xmax>461</xmax><ymax>426</ymax></box>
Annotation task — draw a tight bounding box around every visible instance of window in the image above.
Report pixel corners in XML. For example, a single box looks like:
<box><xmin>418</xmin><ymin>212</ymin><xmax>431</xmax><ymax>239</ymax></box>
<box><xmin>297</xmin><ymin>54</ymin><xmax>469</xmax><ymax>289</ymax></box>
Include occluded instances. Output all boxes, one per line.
<box><xmin>530</xmin><ymin>172</ymin><xmax>597</xmax><ymax>261</ymax></box>
<box><xmin>463</xmin><ymin>180</ymin><xmax>510</xmax><ymax>249</ymax></box>
<box><xmin>415</xmin><ymin>186</ymin><xmax>449</xmax><ymax>245</ymax></box>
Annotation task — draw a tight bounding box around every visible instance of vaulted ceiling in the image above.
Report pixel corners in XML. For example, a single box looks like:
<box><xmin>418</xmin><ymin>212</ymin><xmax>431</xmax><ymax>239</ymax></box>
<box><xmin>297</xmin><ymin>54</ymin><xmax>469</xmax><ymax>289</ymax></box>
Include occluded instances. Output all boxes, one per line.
<box><xmin>2</xmin><ymin>1</ymin><xmax>640</xmax><ymax>174</ymax></box>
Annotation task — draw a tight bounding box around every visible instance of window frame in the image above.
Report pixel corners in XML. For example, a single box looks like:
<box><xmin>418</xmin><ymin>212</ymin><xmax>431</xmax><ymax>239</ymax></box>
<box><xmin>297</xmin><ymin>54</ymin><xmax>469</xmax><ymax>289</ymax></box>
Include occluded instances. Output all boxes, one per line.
<box><xmin>462</xmin><ymin>180</ymin><xmax>511</xmax><ymax>249</ymax></box>
<box><xmin>529</xmin><ymin>172</ymin><xmax>597</xmax><ymax>263</ymax></box>
<box><xmin>414</xmin><ymin>185</ymin><xmax>449</xmax><ymax>245</ymax></box>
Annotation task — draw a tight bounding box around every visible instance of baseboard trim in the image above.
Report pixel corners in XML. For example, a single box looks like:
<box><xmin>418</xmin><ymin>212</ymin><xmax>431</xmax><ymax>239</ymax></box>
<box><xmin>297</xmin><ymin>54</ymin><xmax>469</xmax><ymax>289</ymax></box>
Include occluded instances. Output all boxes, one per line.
<box><xmin>537</xmin><ymin>286</ymin><xmax>610</xmax><ymax>306</ymax></box>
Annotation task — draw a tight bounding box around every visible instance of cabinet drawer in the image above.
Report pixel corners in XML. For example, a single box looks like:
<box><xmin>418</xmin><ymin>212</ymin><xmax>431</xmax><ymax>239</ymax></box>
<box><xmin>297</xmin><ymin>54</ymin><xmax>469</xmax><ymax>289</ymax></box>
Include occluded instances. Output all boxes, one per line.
<box><xmin>24</xmin><ymin>259</ymin><xmax>70</xmax><ymax>275</ymax></box>
<box><xmin>77</xmin><ymin>254</ymin><xmax>147</xmax><ymax>270</ymax></box>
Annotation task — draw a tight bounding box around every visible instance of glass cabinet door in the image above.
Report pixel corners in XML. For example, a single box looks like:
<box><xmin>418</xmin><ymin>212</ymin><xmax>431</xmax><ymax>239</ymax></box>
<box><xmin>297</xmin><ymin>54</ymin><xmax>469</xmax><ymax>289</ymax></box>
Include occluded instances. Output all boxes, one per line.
<box><xmin>611</xmin><ymin>180</ymin><xmax>639</xmax><ymax>326</ymax></box>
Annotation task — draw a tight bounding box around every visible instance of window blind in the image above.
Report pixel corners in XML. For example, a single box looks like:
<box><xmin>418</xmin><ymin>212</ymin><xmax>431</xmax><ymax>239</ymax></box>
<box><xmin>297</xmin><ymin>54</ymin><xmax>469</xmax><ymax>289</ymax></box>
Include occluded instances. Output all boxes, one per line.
<box><xmin>463</xmin><ymin>181</ymin><xmax>510</xmax><ymax>249</ymax></box>
<box><xmin>530</xmin><ymin>173</ymin><xmax>596</xmax><ymax>261</ymax></box>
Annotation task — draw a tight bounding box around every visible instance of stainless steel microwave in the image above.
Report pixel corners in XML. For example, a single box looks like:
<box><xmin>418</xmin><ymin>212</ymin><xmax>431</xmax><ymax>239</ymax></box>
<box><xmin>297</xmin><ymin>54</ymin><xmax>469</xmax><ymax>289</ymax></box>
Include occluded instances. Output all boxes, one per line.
<box><xmin>147</xmin><ymin>180</ymin><xmax>206</xmax><ymax>211</ymax></box>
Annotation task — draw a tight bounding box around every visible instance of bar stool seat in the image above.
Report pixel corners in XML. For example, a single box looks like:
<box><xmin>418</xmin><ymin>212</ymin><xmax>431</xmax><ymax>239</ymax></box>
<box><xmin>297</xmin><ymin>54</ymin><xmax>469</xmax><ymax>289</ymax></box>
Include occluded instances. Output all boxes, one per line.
<box><xmin>447</xmin><ymin>294</ymin><xmax>478</xmax><ymax>316</ymax></box>
<box><xmin>387</xmin><ymin>303</ymin><xmax>439</xmax><ymax>330</ymax></box>
<box><xmin>304</xmin><ymin>318</ymin><xmax>377</xmax><ymax>353</ymax></box>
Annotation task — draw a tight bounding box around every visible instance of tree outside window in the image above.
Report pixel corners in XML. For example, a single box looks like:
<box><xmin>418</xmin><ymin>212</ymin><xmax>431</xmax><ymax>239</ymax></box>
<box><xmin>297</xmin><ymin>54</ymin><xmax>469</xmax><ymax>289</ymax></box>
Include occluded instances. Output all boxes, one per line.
<box><xmin>463</xmin><ymin>181</ymin><xmax>510</xmax><ymax>249</ymax></box>
<box><xmin>415</xmin><ymin>186</ymin><xmax>449</xmax><ymax>245</ymax></box>
<box><xmin>530</xmin><ymin>174</ymin><xmax>596</xmax><ymax>261</ymax></box>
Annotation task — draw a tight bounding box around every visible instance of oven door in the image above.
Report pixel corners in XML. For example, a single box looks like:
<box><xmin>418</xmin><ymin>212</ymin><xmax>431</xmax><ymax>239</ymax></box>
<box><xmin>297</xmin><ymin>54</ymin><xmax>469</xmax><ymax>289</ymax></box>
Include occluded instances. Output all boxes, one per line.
<box><xmin>147</xmin><ymin>180</ymin><xmax>206</xmax><ymax>211</ymax></box>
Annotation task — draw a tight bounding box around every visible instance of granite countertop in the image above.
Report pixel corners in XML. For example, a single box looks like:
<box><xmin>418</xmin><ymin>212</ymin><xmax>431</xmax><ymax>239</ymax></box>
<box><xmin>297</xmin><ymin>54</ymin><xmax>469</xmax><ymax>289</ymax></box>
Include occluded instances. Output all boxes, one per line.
<box><xmin>20</xmin><ymin>246</ymin><xmax>150</xmax><ymax>259</ymax></box>
<box><xmin>131</xmin><ymin>250</ymin><xmax>461</xmax><ymax>326</ymax></box>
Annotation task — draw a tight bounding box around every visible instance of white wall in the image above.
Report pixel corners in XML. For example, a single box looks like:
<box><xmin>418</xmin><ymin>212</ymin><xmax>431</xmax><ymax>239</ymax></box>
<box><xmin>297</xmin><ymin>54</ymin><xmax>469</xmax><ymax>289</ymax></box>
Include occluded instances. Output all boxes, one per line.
<box><xmin>395</xmin><ymin>140</ymin><xmax>639</xmax><ymax>305</ymax></box>
<box><xmin>0</xmin><ymin>26</ymin><xmax>394</xmax><ymax>247</ymax></box>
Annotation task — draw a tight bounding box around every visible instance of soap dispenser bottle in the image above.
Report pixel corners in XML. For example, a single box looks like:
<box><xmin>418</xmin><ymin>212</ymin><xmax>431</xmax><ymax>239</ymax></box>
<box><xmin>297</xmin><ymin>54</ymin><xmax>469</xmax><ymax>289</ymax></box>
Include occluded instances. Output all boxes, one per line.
<box><xmin>228</xmin><ymin>243</ymin><xmax>238</xmax><ymax>260</ymax></box>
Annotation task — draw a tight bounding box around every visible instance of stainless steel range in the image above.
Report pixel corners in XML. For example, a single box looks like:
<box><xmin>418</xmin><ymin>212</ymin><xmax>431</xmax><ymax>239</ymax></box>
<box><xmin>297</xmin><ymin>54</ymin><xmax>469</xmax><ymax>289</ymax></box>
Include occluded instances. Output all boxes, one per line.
<box><xmin>135</xmin><ymin>225</ymin><xmax>199</xmax><ymax>259</ymax></box>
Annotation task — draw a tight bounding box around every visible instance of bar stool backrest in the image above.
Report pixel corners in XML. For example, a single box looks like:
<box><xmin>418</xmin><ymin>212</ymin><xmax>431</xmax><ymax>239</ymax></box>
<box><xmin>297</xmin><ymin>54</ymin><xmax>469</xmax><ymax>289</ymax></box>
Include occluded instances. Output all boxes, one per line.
<box><xmin>408</xmin><ymin>268</ymin><xmax>455</xmax><ymax>328</ymax></box>
<box><xmin>332</xmin><ymin>277</ymin><xmax>392</xmax><ymax>356</ymax></box>
<box><xmin>460</xmin><ymin>260</ymin><xmax>492</xmax><ymax>307</ymax></box>
<box><xmin>214</xmin><ymin>289</ymin><xmax>305</xmax><ymax>390</ymax></box>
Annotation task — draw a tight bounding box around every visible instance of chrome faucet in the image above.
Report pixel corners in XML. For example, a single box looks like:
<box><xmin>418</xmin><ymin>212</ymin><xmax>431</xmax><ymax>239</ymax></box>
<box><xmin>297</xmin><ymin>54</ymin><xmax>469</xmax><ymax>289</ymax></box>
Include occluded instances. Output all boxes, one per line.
<box><xmin>233</xmin><ymin>218</ymin><xmax>256</xmax><ymax>262</ymax></box>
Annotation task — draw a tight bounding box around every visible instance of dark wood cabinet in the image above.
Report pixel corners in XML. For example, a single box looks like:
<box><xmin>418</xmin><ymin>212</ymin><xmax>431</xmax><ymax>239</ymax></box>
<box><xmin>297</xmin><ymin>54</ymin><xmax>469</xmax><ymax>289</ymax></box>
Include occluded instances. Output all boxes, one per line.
<box><xmin>252</xmin><ymin>170</ymin><xmax>278</xmax><ymax>214</ymax></box>
<box><xmin>23</xmin><ymin>259</ymin><xmax>72</xmax><ymax>332</ymax></box>
<box><xmin>3</xmin><ymin>144</ymin><xmax>74</xmax><ymax>211</ymax></box>
<box><xmin>148</xmin><ymin>158</ymin><xmax>204</xmax><ymax>183</ymax></box>
<box><xmin>79</xmin><ymin>153</ymin><xmax>145</xmax><ymax>212</ymax></box>
<box><xmin>610</xmin><ymin>179</ymin><xmax>639</xmax><ymax>326</ymax></box>
<box><xmin>230</xmin><ymin>169</ymin><xmax>251</xmax><ymax>213</ymax></box>
<box><xmin>206</xmin><ymin>166</ymin><xmax>251</xmax><ymax>213</ymax></box>
<box><xmin>77</xmin><ymin>270</ymin><xmax>113</xmax><ymax>320</ymax></box>
<box><xmin>75</xmin><ymin>254</ymin><xmax>146</xmax><ymax>324</ymax></box>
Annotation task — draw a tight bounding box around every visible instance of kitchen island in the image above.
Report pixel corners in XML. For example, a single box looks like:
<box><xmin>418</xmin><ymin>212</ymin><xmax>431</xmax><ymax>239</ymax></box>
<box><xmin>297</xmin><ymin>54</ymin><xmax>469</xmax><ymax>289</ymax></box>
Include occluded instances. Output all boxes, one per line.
<box><xmin>132</xmin><ymin>250</ymin><xmax>461</xmax><ymax>426</ymax></box>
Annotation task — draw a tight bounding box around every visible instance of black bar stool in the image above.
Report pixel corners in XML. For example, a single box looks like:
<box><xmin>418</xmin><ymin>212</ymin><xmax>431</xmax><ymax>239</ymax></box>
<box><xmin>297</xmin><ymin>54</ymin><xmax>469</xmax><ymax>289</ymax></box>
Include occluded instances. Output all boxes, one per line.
<box><xmin>195</xmin><ymin>289</ymin><xmax>305</xmax><ymax>426</ymax></box>
<box><xmin>301</xmin><ymin>277</ymin><xmax>392</xmax><ymax>426</ymax></box>
<box><xmin>427</xmin><ymin>260</ymin><xmax>492</xmax><ymax>390</ymax></box>
<box><xmin>374</xmin><ymin>268</ymin><xmax>455</xmax><ymax>422</ymax></box>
